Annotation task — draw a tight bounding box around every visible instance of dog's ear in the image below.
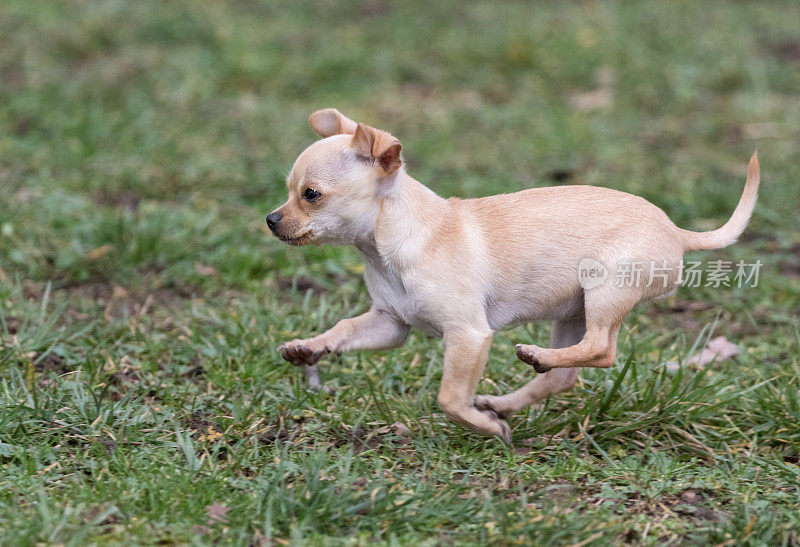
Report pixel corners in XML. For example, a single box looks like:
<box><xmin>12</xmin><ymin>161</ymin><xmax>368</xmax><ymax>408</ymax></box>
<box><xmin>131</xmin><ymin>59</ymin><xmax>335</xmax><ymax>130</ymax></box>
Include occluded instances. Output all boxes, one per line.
<box><xmin>351</xmin><ymin>122</ymin><xmax>403</xmax><ymax>175</ymax></box>
<box><xmin>308</xmin><ymin>108</ymin><xmax>358</xmax><ymax>137</ymax></box>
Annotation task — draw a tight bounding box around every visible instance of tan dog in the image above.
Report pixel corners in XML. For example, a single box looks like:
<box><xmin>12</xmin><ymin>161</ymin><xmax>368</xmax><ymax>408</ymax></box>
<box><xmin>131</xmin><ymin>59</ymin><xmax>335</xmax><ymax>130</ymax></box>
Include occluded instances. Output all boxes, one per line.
<box><xmin>268</xmin><ymin>108</ymin><xmax>759</xmax><ymax>445</ymax></box>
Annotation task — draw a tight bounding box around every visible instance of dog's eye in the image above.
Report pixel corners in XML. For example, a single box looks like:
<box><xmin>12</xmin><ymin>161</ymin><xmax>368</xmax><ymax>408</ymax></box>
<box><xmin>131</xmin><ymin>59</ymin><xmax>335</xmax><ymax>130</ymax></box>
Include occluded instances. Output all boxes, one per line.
<box><xmin>303</xmin><ymin>187</ymin><xmax>321</xmax><ymax>201</ymax></box>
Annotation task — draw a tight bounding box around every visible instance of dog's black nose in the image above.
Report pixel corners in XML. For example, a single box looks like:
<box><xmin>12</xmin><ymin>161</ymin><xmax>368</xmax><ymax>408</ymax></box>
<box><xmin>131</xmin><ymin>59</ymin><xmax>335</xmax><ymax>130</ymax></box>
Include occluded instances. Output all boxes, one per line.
<box><xmin>266</xmin><ymin>212</ymin><xmax>282</xmax><ymax>232</ymax></box>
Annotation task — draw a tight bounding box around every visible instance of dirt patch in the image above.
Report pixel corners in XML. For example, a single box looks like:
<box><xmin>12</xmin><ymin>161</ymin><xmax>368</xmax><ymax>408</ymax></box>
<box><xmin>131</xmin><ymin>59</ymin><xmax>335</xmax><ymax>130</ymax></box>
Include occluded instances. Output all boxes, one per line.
<box><xmin>186</xmin><ymin>411</ymin><xmax>223</xmax><ymax>436</ymax></box>
<box><xmin>529</xmin><ymin>483</ymin><xmax>723</xmax><ymax>527</ymax></box>
<box><xmin>1</xmin><ymin>62</ymin><xmax>27</xmax><ymax>92</ymax></box>
<box><xmin>782</xmin><ymin>451</ymin><xmax>799</xmax><ymax>465</ymax></box>
<box><xmin>12</xmin><ymin>279</ymin><xmax>48</xmax><ymax>301</ymax></box>
<box><xmin>358</xmin><ymin>0</ymin><xmax>392</xmax><ymax>19</ymax></box>
<box><xmin>778</xmin><ymin>243</ymin><xmax>800</xmax><ymax>278</ymax></box>
<box><xmin>779</xmin><ymin>261</ymin><xmax>800</xmax><ymax>278</ymax></box>
<box><xmin>356</xmin><ymin>427</ymin><xmax>385</xmax><ymax>452</ymax></box>
<box><xmin>59</xmin><ymin>282</ymin><xmax>185</xmax><ymax>319</ymax></box>
<box><xmin>2</xmin><ymin>316</ymin><xmax>21</xmax><ymax>335</ymax></box>
<box><xmin>110</xmin><ymin>365</ymin><xmax>141</xmax><ymax>387</ymax></box>
<box><xmin>721</xmin><ymin>124</ymin><xmax>743</xmax><ymax>145</ymax></box>
<box><xmin>153</xmin><ymin>355</ymin><xmax>205</xmax><ymax>384</ymax></box>
<box><xmin>182</xmin><ymin>411</ymin><xmax>229</xmax><ymax>450</ymax></box>
<box><xmin>256</xmin><ymin>427</ymin><xmax>293</xmax><ymax>444</ymax></box>
<box><xmin>547</xmin><ymin>483</ymin><xmax>578</xmax><ymax>504</ymax></box>
<box><xmin>138</xmin><ymin>262</ymin><xmax>167</xmax><ymax>276</ymax></box>
<box><xmin>276</xmin><ymin>275</ymin><xmax>330</xmax><ymax>295</ymax></box>
<box><xmin>767</xmin><ymin>39</ymin><xmax>800</xmax><ymax>62</ymax></box>
<box><xmin>276</xmin><ymin>271</ymin><xmax>359</xmax><ymax>296</ymax></box>
<box><xmin>646</xmin><ymin>302</ymin><xmax>704</xmax><ymax>333</ymax></box>
<box><xmin>334</xmin><ymin>423</ymin><xmax>413</xmax><ymax>453</ymax></box>
<box><xmin>13</xmin><ymin>115</ymin><xmax>34</xmax><ymax>137</ymax></box>
<box><xmin>667</xmin><ymin>489</ymin><xmax>719</xmax><ymax>522</ymax></box>
<box><xmin>94</xmin><ymin>188</ymin><xmax>141</xmax><ymax>210</ymax></box>
<box><xmin>547</xmin><ymin>168</ymin><xmax>576</xmax><ymax>184</ymax></box>
<box><xmin>179</xmin><ymin>356</ymin><xmax>205</xmax><ymax>381</ymax></box>
<box><xmin>99</xmin><ymin>437</ymin><xmax>118</xmax><ymax>454</ymax></box>
<box><xmin>33</xmin><ymin>351</ymin><xmax>69</xmax><ymax>374</ymax></box>
<box><xmin>252</xmin><ymin>420</ymin><xmax>410</xmax><ymax>452</ymax></box>
<box><xmin>82</xmin><ymin>504</ymin><xmax>121</xmax><ymax>527</ymax></box>
<box><xmin>254</xmin><ymin>416</ymin><xmax>310</xmax><ymax>447</ymax></box>
<box><xmin>514</xmin><ymin>436</ymin><xmax>543</xmax><ymax>457</ymax></box>
<box><xmin>18</xmin><ymin>351</ymin><xmax>72</xmax><ymax>388</ymax></box>
<box><xmin>737</xmin><ymin>230</ymin><xmax>777</xmax><ymax>246</ymax></box>
<box><xmin>611</xmin><ymin>489</ymin><xmax>722</xmax><ymax>524</ymax></box>
<box><xmin>668</xmin><ymin>301</ymin><xmax>713</xmax><ymax>313</ymax></box>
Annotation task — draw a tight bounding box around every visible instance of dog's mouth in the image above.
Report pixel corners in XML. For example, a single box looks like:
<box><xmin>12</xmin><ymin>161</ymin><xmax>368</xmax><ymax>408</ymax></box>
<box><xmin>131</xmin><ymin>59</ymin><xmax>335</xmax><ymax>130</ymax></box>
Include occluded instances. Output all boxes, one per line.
<box><xmin>278</xmin><ymin>230</ymin><xmax>314</xmax><ymax>246</ymax></box>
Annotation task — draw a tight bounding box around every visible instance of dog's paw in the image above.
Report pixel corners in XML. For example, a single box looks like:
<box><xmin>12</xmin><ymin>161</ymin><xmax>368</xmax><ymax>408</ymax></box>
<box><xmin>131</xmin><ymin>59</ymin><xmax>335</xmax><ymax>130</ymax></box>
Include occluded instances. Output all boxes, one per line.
<box><xmin>474</xmin><ymin>395</ymin><xmax>513</xmax><ymax>420</ymax></box>
<box><xmin>487</xmin><ymin>413</ymin><xmax>513</xmax><ymax>447</ymax></box>
<box><xmin>497</xmin><ymin>420</ymin><xmax>512</xmax><ymax>447</ymax></box>
<box><xmin>278</xmin><ymin>339</ymin><xmax>329</xmax><ymax>367</ymax></box>
<box><xmin>515</xmin><ymin>344</ymin><xmax>552</xmax><ymax>373</ymax></box>
<box><xmin>477</xmin><ymin>406</ymin><xmax>513</xmax><ymax>447</ymax></box>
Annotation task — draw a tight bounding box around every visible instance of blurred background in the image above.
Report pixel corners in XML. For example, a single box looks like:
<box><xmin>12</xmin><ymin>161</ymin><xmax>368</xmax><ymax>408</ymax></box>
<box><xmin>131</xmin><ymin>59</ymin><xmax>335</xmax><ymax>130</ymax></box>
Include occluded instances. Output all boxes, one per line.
<box><xmin>1</xmin><ymin>1</ymin><xmax>799</xmax><ymax>543</ymax></box>
<box><xmin>2</xmin><ymin>0</ymin><xmax>799</xmax><ymax>289</ymax></box>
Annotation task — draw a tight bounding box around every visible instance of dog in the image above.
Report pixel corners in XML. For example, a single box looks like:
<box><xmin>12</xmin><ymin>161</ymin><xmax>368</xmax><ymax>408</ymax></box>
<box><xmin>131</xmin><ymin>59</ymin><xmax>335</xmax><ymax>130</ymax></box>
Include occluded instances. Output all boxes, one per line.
<box><xmin>268</xmin><ymin>108</ymin><xmax>759</xmax><ymax>445</ymax></box>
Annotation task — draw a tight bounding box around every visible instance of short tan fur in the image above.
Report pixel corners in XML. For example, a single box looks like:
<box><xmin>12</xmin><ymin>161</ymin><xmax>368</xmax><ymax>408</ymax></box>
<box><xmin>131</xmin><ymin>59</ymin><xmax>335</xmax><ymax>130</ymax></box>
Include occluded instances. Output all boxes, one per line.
<box><xmin>268</xmin><ymin>108</ymin><xmax>760</xmax><ymax>445</ymax></box>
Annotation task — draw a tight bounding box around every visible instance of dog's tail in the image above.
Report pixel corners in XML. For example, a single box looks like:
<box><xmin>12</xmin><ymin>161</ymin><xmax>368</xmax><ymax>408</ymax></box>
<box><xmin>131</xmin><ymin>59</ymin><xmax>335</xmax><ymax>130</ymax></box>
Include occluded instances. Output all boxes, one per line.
<box><xmin>678</xmin><ymin>151</ymin><xmax>760</xmax><ymax>252</ymax></box>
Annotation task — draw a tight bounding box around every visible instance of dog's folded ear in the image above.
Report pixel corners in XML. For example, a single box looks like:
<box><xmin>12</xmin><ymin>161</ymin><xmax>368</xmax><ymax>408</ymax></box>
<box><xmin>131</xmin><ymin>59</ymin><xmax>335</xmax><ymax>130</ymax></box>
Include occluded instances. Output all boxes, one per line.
<box><xmin>351</xmin><ymin>122</ymin><xmax>403</xmax><ymax>175</ymax></box>
<box><xmin>308</xmin><ymin>108</ymin><xmax>358</xmax><ymax>137</ymax></box>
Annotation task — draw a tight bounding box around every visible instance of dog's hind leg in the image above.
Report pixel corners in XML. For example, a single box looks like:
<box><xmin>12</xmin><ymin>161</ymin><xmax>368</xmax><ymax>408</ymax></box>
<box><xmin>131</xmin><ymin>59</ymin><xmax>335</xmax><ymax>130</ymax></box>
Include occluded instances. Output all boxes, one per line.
<box><xmin>475</xmin><ymin>317</ymin><xmax>583</xmax><ymax>418</ymax></box>
<box><xmin>515</xmin><ymin>285</ymin><xmax>638</xmax><ymax>372</ymax></box>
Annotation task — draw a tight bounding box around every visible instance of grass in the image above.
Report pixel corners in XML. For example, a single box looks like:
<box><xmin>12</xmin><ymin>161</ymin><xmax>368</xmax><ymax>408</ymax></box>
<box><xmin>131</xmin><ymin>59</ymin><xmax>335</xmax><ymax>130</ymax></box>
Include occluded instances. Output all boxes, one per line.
<box><xmin>1</xmin><ymin>0</ymin><xmax>799</xmax><ymax>544</ymax></box>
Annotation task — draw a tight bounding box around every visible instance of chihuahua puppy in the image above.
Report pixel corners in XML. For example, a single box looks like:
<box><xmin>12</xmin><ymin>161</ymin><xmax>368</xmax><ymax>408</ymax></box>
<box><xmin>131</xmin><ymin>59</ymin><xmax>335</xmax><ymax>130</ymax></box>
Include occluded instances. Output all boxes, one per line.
<box><xmin>268</xmin><ymin>108</ymin><xmax>759</xmax><ymax>445</ymax></box>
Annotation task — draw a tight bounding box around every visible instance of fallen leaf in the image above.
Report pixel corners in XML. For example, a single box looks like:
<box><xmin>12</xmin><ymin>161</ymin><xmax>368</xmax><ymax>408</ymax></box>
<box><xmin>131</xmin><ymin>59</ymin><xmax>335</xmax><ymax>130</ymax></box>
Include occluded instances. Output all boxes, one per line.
<box><xmin>87</xmin><ymin>244</ymin><xmax>114</xmax><ymax>260</ymax></box>
<box><xmin>194</xmin><ymin>263</ymin><xmax>218</xmax><ymax>276</ymax></box>
<box><xmin>681</xmin><ymin>489</ymin><xmax>701</xmax><ymax>503</ymax></box>
<box><xmin>569</xmin><ymin>88</ymin><xmax>612</xmax><ymax>112</ymax></box>
<box><xmin>204</xmin><ymin>503</ymin><xmax>230</xmax><ymax>524</ymax></box>
<box><xmin>391</xmin><ymin>422</ymin><xmax>411</xmax><ymax>437</ymax></box>
<box><xmin>688</xmin><ymin>336</ymin><xmax>739</xmax><ymax>368</ymax></box>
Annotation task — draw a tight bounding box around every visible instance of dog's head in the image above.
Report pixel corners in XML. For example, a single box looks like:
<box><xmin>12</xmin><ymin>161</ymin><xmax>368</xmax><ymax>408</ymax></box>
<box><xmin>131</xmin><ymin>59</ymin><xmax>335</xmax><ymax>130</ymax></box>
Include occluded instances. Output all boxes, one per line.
<box><xmin>266</xmin><ymin>108</ymin><xmax>403</xmax><ymax>246</ymax></box>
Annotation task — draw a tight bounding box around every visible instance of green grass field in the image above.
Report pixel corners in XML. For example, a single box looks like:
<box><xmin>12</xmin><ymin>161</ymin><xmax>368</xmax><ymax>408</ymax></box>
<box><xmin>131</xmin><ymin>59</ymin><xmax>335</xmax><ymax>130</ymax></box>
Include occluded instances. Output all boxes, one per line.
<box><xmin>1</xmin><ymin>1</ymin><xmax>799</xmax><ymax>544</ymax></box>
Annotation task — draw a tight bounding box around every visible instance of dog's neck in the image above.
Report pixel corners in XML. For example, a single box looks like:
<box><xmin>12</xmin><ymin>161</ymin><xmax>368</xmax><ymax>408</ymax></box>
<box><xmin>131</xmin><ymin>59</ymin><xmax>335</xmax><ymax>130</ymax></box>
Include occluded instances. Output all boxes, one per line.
<box><xmin>355</xmin><ymin>169</ymin><xmax>448</xmax><ymax>271</ymax></box>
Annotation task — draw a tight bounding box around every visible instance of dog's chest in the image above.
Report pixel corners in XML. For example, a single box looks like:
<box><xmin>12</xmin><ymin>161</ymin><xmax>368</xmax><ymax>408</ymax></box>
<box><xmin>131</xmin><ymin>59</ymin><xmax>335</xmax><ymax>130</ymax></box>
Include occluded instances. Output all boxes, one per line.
<box><xmin>362</xmin><ymin>260</ymin><xmax>441</xmax><ymax>337</ymax></box>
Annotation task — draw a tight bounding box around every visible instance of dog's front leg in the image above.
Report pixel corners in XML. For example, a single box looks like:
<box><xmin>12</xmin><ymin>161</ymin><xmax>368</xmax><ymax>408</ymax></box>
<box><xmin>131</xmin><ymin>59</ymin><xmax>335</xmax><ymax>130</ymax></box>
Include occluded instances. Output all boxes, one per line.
<box><xmin>437</xmin><ymin>328</ymin><xmax>511</xmax><ymax>445</ymax></box>
<box><xmin>278</xmin><ymin>307</ymin><xmax>409</xmax><ymax>390</ymax></box>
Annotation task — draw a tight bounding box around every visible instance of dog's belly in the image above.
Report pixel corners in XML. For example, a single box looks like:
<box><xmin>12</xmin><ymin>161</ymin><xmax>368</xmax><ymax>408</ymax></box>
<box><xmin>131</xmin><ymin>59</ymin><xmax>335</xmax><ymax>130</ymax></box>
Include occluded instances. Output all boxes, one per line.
<box><xmin>485</xmin><ymin>286</ymin><xmax>585</xmax><ymax>331</ymax></box>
